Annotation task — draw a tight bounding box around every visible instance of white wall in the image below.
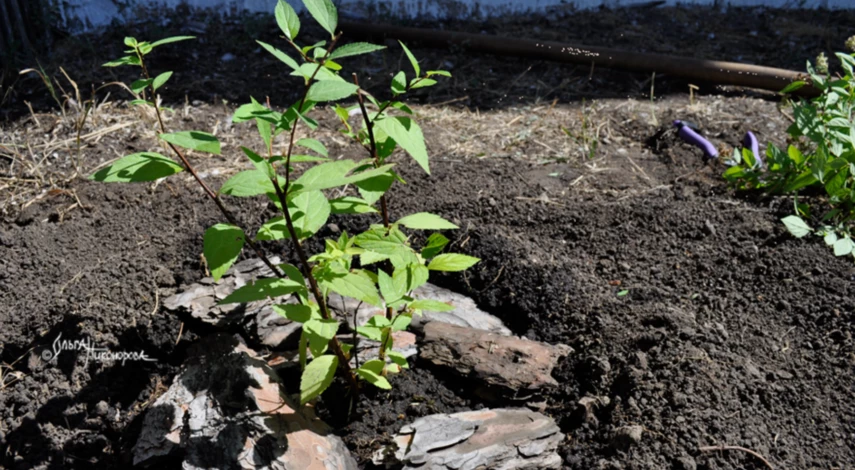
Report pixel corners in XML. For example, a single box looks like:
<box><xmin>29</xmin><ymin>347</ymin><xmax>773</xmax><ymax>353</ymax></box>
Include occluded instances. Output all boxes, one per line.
<box><xmin>60</xmin><ymin>0</ymin><xmax>851</xmax><ymax>29</ymax></box>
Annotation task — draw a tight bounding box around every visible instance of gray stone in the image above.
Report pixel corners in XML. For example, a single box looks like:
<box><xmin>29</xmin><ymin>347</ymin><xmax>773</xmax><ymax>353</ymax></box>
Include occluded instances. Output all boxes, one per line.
<box><xmin>374</xmin><ymin>408</ymin><xmax>563</xmax><ymax>469</ymax></box>
<box><xmin>419</xmin><ymin>322</ymin><xmax>572</xmax><ymax>403</ymax></box>
<box><xmin>164</xmin><ymin>258</ymin><xmax>509</xmax><ymax>351</ymax></box>
<box><xmin>133</xmin><ymin>334</ymin><xmax>356</xmax><ymax>470</ymax></box>
<box><xmin>162</xmin><ymin>257</ymin><xmax>306</xmax><ymax>349</ymax></box>
<box><xmin>93</xmin><ymin>400</ymin><xmax>110</xmax><ymax>417</ymax></box>
<box><xmin>330</xmin><ymin>283</ymin><xmax>511</xmax><ymax>336</ymax></box>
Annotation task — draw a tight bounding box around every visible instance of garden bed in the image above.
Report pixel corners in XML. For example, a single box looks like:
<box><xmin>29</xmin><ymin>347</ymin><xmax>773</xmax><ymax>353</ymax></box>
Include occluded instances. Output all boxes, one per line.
<box><xmin>2</xmin><ymin>4</ymin><xmax>854</xmax><ymax>470</ymax></box>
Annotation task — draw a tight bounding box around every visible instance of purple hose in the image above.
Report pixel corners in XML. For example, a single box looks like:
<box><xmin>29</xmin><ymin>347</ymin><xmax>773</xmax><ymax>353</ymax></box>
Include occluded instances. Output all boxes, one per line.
<box><xmin>743</xmin><ymin>131</ymin><xmax>763</xmax><ymax>168</ymax></box>
<box><xmin>673</xmin><ymin>120</ymin><xmax>718</xmax><ymax>159</ymax></box>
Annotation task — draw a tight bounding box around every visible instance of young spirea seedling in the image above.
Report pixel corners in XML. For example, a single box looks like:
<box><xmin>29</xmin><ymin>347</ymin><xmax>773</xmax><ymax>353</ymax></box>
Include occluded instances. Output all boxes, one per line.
<box><xmin>724</xmin><ymin>40</ymin><xmax>855</xmax><ymax>260</ymax></box>
<box><xmin>92</xmin><ymin>0</ymin><xmax>476</xmax><ymax>405</ymax></box>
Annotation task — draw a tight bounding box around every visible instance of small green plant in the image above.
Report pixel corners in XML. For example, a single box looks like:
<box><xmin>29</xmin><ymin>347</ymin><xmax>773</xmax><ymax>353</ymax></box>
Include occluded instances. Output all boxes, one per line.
<box><xmin>91</xmin><ymin>0</ymin><xmax>474</xmax><ymax>405</ymax></box>
<box><xmin>724</xmin><ymin>42</ymin><xmax>855</xmax><ymax>259</ymax></box>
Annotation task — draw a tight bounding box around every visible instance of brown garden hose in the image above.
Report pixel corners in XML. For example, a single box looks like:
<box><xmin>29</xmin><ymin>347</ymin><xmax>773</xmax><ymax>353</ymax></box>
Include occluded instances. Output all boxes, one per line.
<box><xmin>340</xmin><ymin>21</ymin><xmax>815</xmax><ymax>96</ymax></box>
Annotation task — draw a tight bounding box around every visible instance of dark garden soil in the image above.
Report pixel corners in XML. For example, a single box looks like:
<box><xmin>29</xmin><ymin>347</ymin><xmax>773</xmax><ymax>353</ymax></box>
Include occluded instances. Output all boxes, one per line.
<box><xmin>2</xmin><ymin>3</ymin><xmax>855</xmax><ymax>470</ymax></box>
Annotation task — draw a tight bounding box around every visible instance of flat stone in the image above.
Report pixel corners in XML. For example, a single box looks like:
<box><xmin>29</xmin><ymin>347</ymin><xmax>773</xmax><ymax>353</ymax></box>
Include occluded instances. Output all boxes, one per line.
<box><xmin>419</xmin><ymin>322</ymin><xmax>573</xmax><ymax>403</ymax></box>
<box><xmin>164</xmin><ymin>258</ymin><xmax>510</xmax><ymax>352</ymax></box>
<box><xmin>162</xmin><ymin>257</ymin><xmax>307</xmax><ymax>349</ymax></box>
<box><xmin>330</xmin><ymin>283</ymin><xmax>511</xmax><ymax>336</ymax></box>
<box><xmin>374</xmin><ymin>408</ymin><xmax>563</xmax><ymax>469</ymax></box>
<box><xmin>133</xmin><ymin>334</ymin><xmax>357</xmax><ymax>469</ymax></box>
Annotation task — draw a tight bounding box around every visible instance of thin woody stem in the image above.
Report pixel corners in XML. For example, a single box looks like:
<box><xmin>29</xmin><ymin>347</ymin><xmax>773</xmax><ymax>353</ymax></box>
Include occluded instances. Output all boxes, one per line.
<box><xmin>352</xmin><ymin>73</ymin><xmax>391</xmax><ymax>228</ymax></box>
<box><xmin>137</xmin><ymin>52</ymin><xmax>284</xmax><ymax>279</ymax></box>
<box><xmin>353</xmin><ymin>73</ymin><xmax>396</xmax><ymax>351</ymax></box>
<box><xmin>270</xmin><ymin>33</ymin><xmax>359</xmax><ymax>389</ymax></box>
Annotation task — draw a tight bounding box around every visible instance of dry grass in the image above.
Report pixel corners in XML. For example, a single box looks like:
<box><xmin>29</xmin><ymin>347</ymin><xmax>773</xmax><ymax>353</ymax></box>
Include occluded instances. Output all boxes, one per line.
<box><xmin>1</xmin><ymin>78</ymin><xmax>791</xmax><ymax>217</ymax></box>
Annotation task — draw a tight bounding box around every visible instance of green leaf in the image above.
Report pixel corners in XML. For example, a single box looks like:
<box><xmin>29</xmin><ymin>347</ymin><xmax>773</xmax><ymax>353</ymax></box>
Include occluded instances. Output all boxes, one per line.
<box><xmin>356</xmin><ymin>326</ymin><xmax>383</xmax><ymax>341</ymax></box>
<box><xmin>150</xmin><ymin>35</ymin><xmax>195</xmax><ymax>48</ymax></box>
<box><xmin>833</xmin><ymin>236</ymin><xmax>855</xmax><ymax>256</ymax></box>
<box><xmin>304</xmin><ymin>318</ymin><xmax>339</xmax><ymax>357</ymax></box>
<box><xmin>279</xmin><ymin>263</ymin><xmax>306</xmax><ymax>289</ymax></box>
<box><xmin>232</xmin><ymin>99</ymin><xmax>271</xmax><ymax>123</ymax></box>
<box><xmin>410</xmin><ymin>78</ymin><xmax>437</xmax><ymax>90</ymax></box>
<box><xmin>426</xmin><ymin>70</ymin><xmax>451</xmax><ymax>77</ymax></box>
<box><xmin>124</xmin><ymin>37</ymin><xmax>137</xmax><ymax>47</ymax></box>
<box><xmin>275</xmin><ymin>0</ymin><xmax>300</xmax><ymax>39</ymax></box>
<box><xmin>376</xmin><ymin>116</ymin><xmax>429</xmax><ymax>174</ymax></box>
<box><xmin>300</xmin><ymin>354</ymin><xmax>337</xmax><ymax>404</ymax></box>
<box><xmin>153</xmin><ymin>71</ymin><xmax>172</xmax><ymax>91</ymax></box>
<box><xmin>378</xmin><ymin>270</ymin><xmax>404</xmax><ymax>304</ymax></box>
<box><xmin>390</xmin><ymin>313</ymin><xmax>411</xmax><ymax>331</ymax></box>
<box><xmin>137</xmin><ymin>42</ymin><xmax>153</xmax><ymax>55</ymax></box>
<box><xmin>387</xmin><ymin>351</ymin><xmax>409</xmax><ymax>368</ymax></box>
<box><xmin>89</xmin><ymin>152</ymin><xmax>183</xmax><ymax>182</ymax></box>
<box><xmin>220</xmin><ymin>170</ymin><xmax>276</xmax><ymax>197</ymax></box>
<box><xmin>356</xmin><ymin>359</ymin><xmax>392</xmax><ymax>389</ymax></box>
<box><xmin>355</xmin><ymin>173</ymin><xmax>394</xmax><ymax>205</ymax></box>
<box><xmin>355</xmin><ymin>226</ymin><xmax>420</xmax><ymax>269</ymax></box>
<box><xmin>360</xmin><ymin>250</ymin><xmax>390</xmax><ymax>265</ymax></box>
<box><xmin>365</xmin><ymin>315</ymin><xmax>391</xmax><ymax>328</ymax></box>
<box><xmin>102</xmin><ymin>56</ymin><xmax>140</xmax><ymax>67</ymax></box>
<box><xmin>318</xmin><ymin>269</ymin><xmax>382</xmax><ymax>307</ymax></box>
<box><xmin>407</xmin><ymin>264</ymin><xmax>429</xmax><ymax>293</ymax></box>
<box><xmin>290</xmin><ymin>190</ymin><xmax>331</xmax><ymax>239</ymax></box>
<box><xmin>421</xmin><ymin>233</ymin><xmax>449</xmax><ymax>259</ymax></box>
<box><xmin>787</xmin><ymin>145</ymin><xmax>805</xmax><ymax>165</ymax></box>
<box><xmin>292</xmin><ymin>160</ymin><xmax>395</xmax><ymax>194</ymax></box>
<box><xmin>295</xmin><ymin>138</ymin><xmax>329</xmax><ymax>157</ymax></box>
<box><xmin>427</xmin><ymin>253</ymin><xmax>480</xmax><ymax>272</ymax></box>
<box><xmin>329</xmin><ymin>42</ymin><xmax>386</xmax><ymax>60</ymax></box>
<box><xmin>329</xmin><ymin>196</ymin><xmax>378</xmax><ymax>214</ymax></box>
<box><xmin>781</xmin><ymin>215</ymin><xmax>813</xmax><ymax>238</ymax></box>
<box><xmin>783</xmin><ymin>170</ymin><xmax>818</xmax><ymax>193</ymax></box>
<box><xmin>303</xmin><ymin>0</ymin><xmax>338</xmax><ymax>36</ymax></box>
<box><xmin>389</xmin><ymin>101</ymin><xmax>414</xmax><ymax>115</ymax></box>
<box><xmin>291</xmin><ymin>63</ymin><xmax>343</xmax><ymax>82</ymax></box>
<box><xmin>257</xmin><ymin>40</ymin><xmax>300</xmax><ymax>71</ymax></box>
<box><xmin>130</xmin><ymin>78</ymin><xmax>153</xmax><ymax>93</ymax></box>
<box><xmin>398</xmin><ymin>41</ymin><xmax>420</xmax><ymax>76</ymax></box>
<box><xmin>218</xmin><ymin>278</ymin><xmax>305</xmax><ymax>304</ymax></box>
<box><xmin>780</xmin><ymin>80</ymin><xmax>807</xmax><ymax>94</ymax></box>
<box><xmin>409</xmin><ymin>299</ymin><xmax>454</xmax><ymax>312</ymax></box>
<box><xmin>159</xmin><ymin>131</ymin><xmax>221</xmax><ymax>155</ymax></box>
<box><xmin>617</xmin><ymin>290</ymin><xmax>629</xmax><ymax>297</ymax></box>
<box><xmin>273</xmin><ymin>304</ymin><xmax>315</xmax><ymax>323</ymax></box>
<box><xmin>397</xmin><ymin>212</ymin><xmax>458</xmax><ymax>230</ymax></box>
<box><xmin>391</xmin><ymin>71</ymin><xmax>407</xmax><ymax>95</ymax></box>
<box><xmin>307</xmin><ymin>80</ymin><xmax>359</xmax><ymax>102</ymax></box>
<box><xmin>256</xmin><ymin>217</ymin><xmax>290</xmax><ymax>241</ymax></box>
<box><xmin>204</xmin><ymin>224</ymin><xmax>245</xmax><ymax>282</ymax></box>
<box><xmin>288</xmin><ymin>155</ymin><xmax>330</xmax><ymax>163</ymax></box>
<box><xmin>824</xmin><ymin>231</ymin><xmax>839</xmax><ymax>246</ymax></box>
<box><xmin>241</xmin><ymin>147</ymin><xmax>274</xmax><ymax>179</ymax></box>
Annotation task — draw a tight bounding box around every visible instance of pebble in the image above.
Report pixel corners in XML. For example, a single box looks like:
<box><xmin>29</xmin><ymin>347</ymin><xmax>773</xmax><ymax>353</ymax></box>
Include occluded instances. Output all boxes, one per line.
<box><xmin>612</xmin><ymin>425</ymin><xmax>643</xmax><ymax>450</ymax></box>
<box><xmin>94</xmin><ymin>401</ymin><xmax>110</xmax><ymax>417</ymax></box>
